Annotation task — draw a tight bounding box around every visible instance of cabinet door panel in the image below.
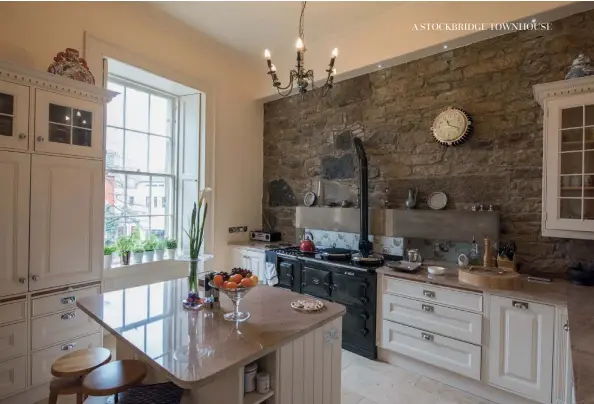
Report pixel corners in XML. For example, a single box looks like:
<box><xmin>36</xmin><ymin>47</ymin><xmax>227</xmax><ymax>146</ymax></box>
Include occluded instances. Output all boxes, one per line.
<box><xmin>34</xmin><ymin>89</ymin><xmax>103</xmax><ymax>158</ymax></box>
<box><xmin>29</xmin><ymin>155</ymin><xmax>103</xmax><ymax>290</ymax></box>
<box><xmin>0</xmin><ymin>356</ymin><xmax>26</xmax><ymax>398</ymax></box>
<box><xmin>0</xmin><ymin>80</ymin><xmax>29</xmax><ymax>151</ymax></box>
<box><xmin>488</xmin><ymin>295</ymin><xmax>554</xmax><ymax>403</ymax></box>
<box><xmin>0</xmin><ymin>151</ymin><xmax>29</xmax><ymax>296</ymax></box>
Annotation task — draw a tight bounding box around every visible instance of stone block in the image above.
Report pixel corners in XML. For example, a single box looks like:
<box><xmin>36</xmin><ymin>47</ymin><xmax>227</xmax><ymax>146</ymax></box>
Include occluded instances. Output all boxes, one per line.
<box><xmin>268</xmin><ymin>179</ymin><xmax>297</xmax><ymax>207</ymax></box>
<box><xmin>321</xmin><ymin>154</ymin><xmax>355</xmax><ymax>180</ymax></box>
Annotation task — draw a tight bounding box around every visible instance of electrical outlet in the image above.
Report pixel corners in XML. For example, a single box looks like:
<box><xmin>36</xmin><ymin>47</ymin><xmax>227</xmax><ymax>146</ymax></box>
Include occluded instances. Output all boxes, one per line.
<box><xmin>228</xmin><ymin>226</ymin><xmax>248</xmax><ymax>233</ymax></box>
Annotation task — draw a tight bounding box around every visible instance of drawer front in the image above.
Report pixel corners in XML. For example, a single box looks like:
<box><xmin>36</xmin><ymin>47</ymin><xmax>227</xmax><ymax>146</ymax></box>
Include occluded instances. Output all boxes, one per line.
<box><xmin>0</xmin><ymin>356</ymin><xmax>26</xmax><ymax>399</ymax></box>
<box><xmin>382</xmin><ymin>294</ymin><xmax>482</xmax><ymax>345</ymax></box>
<box><xmin>31</xmin><ymin>332</ymin><xmax>101</xmax><ymax>386</ymax></box>
<box><xmin>383</xmin><ymin>277</ymin><xmax>483</xmax><ymax>312</ymax></box>
<box><xmin>0</xmin><ymin>301</ymin><xmax>26</xmax><ymax>326</ymax></box>
<box><xmin>382</xmin><ymin>320</ymin><xmax>481</xmax><ymax>380</ymax></box>
<box><xmin>32</xmin><ymin>286</ymin><xmax>100</xmax><ymax>317</ymax></box>
<box><xmin>31</xmin><ymin>309</ymin><xmax>100</xmax><ymax>351</ymax></box>
<box><xmin>0</xmin><ymin>322</ymin><xmax>26</xmax><ymax>362</ymax></box>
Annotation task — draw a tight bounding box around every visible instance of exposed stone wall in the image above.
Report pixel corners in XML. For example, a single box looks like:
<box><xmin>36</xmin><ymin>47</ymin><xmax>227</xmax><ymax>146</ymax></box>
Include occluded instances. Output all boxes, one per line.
<box><xmin>263</xmin><ymin>10</ymin><xmax>594</xmax><ymax>275</ymax></box>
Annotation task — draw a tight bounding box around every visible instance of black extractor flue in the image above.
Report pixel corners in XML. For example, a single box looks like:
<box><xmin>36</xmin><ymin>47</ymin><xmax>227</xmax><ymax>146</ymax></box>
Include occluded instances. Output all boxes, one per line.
<box><xmin>351</xmin><ymin>137</ymin><xmax>383</xmax><ymax>266</ymax></box>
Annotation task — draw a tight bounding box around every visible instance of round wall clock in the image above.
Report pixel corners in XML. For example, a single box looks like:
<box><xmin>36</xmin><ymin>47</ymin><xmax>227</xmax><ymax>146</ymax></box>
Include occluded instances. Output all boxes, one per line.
<box><xmin>431</xmin><ymin>107</ymin><xmax>473</xmax><ymax>146</ymax></box>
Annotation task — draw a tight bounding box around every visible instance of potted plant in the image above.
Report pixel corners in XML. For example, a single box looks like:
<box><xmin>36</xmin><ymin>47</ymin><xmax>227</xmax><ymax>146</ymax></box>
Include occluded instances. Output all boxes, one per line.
<box><xmin>166</xmin><ymin>238</ymin><xmax>178</xmax><ymax>259</ymax></box>
<box><xmin>132</xmin><ymin>245</ymin><xmax>144</xmax><ymax>264</ymax></box>
<box><xmin>154</xmin><ymin>238</ymin><xmax>166</xmax><ymax>261</ymax></box>
<box><xmin>142</xmin><ymin>236</ymin><xmax>157</xmax><ymax>262</ymax></box>
<box><xmin>115</xmin><ymin>235</ymin><xmax>133</xmax><ymax>266</ymax></box>
<box><xmin>104</xmin><ymin>245</ymin><xmax>116</xmax><ymax>269</ymax></box>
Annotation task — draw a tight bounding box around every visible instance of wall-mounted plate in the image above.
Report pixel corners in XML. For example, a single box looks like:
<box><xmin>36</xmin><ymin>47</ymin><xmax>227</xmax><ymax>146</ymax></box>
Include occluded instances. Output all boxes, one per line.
<box><xmin>428</xmin><ymin>192</ymin><xmax>448</xmax><ymax>210</ymax></box>
<box><xmin>304</xmin><ymin>191</ymin><xmax>316</xmax><ymax>207</ymax></box>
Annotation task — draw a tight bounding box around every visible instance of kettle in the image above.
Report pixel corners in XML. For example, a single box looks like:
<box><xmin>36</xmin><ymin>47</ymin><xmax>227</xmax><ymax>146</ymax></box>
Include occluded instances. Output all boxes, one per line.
<box><xmin>300</xmin><ymin>232</ymin><xmax>316</xmax><ymax>252</ymax></box>
<box><xmin>407</xmin><ymin>249</ymin><xmax>422</xmax><ymax>263</ymax></box>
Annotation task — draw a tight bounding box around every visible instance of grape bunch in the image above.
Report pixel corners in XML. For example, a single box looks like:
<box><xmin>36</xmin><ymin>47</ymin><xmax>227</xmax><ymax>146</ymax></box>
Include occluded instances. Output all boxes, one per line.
<box><xmin>231</xmin><ymin>267</ymin><xmax>253</xmax><ymax>278</ymax></box>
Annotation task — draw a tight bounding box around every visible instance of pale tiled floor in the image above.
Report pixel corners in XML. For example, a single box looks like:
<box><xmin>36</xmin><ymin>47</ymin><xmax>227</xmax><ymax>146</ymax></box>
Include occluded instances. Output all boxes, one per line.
<box><xmin>341</xmin><ymin>349</ymin><xmax>496</xmax><ymax>404</ymax></box>
<box><xmin>36</xmin><ymin>340</ymin><xmax>493</xmax><ymax>404</ymax></box>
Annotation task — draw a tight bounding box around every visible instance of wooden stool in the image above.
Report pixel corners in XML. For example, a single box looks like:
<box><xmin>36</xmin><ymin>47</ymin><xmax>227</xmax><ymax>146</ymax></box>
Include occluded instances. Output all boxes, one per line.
<box><xmin>49</xmin><ymin>347</ymin><xmax>112</xmax><ymax>404</ymax></box>
<box><xmin>82</xmin><ymin>360</ymin><xmax>148</xmax><ymax>403</ymax></box>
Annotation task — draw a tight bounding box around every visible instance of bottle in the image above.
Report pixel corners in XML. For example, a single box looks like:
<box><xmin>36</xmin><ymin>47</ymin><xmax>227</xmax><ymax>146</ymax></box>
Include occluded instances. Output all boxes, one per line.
<box><xmin>468</xmin><ymin>235</ymin><xmax>481</xmax><ymax>266</ymax></box>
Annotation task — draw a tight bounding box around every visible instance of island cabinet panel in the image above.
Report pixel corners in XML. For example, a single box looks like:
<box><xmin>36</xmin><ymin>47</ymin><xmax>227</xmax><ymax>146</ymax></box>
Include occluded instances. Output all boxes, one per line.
<box><xmin>278</xmin><ymin>317</ymin><xmax>342</xmax><ymax>404</ymax></box>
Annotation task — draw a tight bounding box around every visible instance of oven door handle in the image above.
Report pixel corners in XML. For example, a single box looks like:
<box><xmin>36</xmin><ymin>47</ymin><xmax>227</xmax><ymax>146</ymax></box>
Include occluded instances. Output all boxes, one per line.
<box><xmin>360</xmin><ymin>282</ymin><xmax>368</xmax><ymax>303</ymax></box>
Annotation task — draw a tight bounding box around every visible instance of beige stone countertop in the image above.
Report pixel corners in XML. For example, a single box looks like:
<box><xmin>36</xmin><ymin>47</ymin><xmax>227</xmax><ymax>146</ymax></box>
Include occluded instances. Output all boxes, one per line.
<box><xmin>377</xmin><ymin>261</ymin><xmax>594</xmax><ymax>404</ymax></box>
<box><xmin>77</xmin><ymin>279</ymin><xmax>345</xmax><ymax>388</ymax></box>
<box><xmin>227</xmin><ymin>240</ymin><xmax>294</xmax><ymax>251</ymax></box>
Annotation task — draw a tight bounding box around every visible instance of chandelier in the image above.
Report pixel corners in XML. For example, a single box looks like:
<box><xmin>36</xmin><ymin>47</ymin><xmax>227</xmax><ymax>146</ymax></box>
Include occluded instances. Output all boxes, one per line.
<box><xmin>264</xmin><ymin>1</ymin><xmax>338</xmax><ymax>98</ymax></box>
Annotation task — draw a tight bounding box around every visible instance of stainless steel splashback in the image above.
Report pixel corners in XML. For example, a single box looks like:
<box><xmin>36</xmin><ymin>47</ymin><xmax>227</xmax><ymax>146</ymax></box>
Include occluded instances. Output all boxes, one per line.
<box><xmin>295</xmin><ymin>207</ymin><xmax>500</xmax><ymax>242</ymax></box>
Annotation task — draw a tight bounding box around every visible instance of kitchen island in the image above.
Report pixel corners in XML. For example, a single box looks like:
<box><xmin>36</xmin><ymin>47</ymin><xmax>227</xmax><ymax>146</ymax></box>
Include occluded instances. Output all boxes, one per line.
<box><xmin>77</xmin><ymin>279</ymin><xmax>345</xmax><ymax>404</ymax></box>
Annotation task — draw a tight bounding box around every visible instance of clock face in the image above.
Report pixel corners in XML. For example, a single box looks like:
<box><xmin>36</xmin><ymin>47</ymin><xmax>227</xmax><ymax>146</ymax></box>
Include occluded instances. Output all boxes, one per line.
<box><xmin>432</xmin><ymin>108</ymin><xmax>472</xmax><ymax>146</ymax></box>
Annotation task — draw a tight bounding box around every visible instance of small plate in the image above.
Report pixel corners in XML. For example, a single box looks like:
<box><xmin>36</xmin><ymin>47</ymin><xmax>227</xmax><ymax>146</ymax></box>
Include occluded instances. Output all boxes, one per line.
<box><xmin>428</xmin><ymin>192</ymin><xmax>448</xmax><ymax>210</ymax></box>
<box><xmin>304</xmin><ymin>192</ymin><xmax>316</xmax><ymax>207</ymax></box>
<box><xmin>291</xmin><ymin>299</ymin><xmax>325</xmax><ymax>313</ymax></box>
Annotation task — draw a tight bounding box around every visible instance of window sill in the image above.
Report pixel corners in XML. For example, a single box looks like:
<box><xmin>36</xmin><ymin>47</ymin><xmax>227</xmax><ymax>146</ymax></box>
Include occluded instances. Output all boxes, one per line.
<box><xmin>104</xmin><ymin>259</ymin><xmax>187</xmax><ymax>280</ymax></box>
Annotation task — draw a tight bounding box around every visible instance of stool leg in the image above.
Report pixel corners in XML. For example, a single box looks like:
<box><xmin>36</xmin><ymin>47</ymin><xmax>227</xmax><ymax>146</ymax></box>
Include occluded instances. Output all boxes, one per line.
<box><xmin>76</xmin><ymin>392</ymin><xmax>83</xmax><ymax>404</ymax></box>
<box><xmin>114</xmin><ymin>393</ymin><xmax>119</xmax><ymax>403</ymax></box>
<box><xmin>48</xmin><ymin>391</ymin><xmax>59</xmax><ymax>404</ymax></box>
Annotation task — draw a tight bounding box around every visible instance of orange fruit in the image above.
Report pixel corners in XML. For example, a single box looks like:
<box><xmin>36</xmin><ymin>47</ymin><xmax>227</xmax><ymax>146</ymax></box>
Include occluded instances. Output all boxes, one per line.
<box><xmin>223</xmin><ymin>281</ymin><xmax>229</xmax><ymax>289</ymax></box>
<box><xmin>240</xmin><ymin>278</ymin><xmax>254</xmax><ymax>288</ymax></box>
<box><xmin>250</xmin><ymin>275</ymin><xmax>259</xmax><ymax>284</ymax></box>
<box><xmin>226</xmin><ymin>281</ymin><xmax>238</xmax><ymax>289</ymax></box>
<box><xmin>231</xmin><ymin>274</ymin><xmax>243</xmax><ymax>284</ymax></box>
<box><xmin>213</xmin><ymin>274</ymin><xmax>224</xmax><ymax>287</ymax></box>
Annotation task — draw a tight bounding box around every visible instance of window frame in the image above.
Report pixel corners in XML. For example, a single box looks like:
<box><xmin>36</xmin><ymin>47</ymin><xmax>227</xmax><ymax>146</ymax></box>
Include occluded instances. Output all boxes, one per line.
<box><xmin>104</xmin><ymin>74</ymin><xmax>180</xmax><ymax>244</ymax></box>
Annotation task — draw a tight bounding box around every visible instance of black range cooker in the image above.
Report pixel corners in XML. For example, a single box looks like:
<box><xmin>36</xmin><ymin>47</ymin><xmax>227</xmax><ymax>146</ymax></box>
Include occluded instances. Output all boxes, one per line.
<box><xmin>265</xmin><ymin>247</ymin><xmax>380</xmax><ymax>359</ymax></box>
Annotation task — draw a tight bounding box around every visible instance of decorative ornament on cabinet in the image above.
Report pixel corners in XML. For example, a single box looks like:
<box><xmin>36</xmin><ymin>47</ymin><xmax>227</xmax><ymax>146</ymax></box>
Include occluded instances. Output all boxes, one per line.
<box><xmin>431</xmin><ymin>107</ymin><xmax>473</xmax><ymax>146</ymax></box>
<box><xmin>47</xmin><ymin>48</ymin><xmax>95</xmax><ymax>85</ymax></box>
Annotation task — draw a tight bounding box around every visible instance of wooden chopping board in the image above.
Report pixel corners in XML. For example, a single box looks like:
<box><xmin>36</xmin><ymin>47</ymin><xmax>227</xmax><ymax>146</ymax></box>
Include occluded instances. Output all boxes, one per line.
<box><xmin>458</xmin><ymin>267</ymin><xmax>522</xmax><ymax>290</ymax></box>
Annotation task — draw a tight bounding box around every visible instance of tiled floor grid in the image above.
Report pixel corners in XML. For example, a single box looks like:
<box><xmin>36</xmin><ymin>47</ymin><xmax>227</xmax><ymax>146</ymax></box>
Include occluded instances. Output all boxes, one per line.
<box><xmin>35</xmin><ymin>348</ymin><xmax>494</xmax><ymax>404</ymax></box>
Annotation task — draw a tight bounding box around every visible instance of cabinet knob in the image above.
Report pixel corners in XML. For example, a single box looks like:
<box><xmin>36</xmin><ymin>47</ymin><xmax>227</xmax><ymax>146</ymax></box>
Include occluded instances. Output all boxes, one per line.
<box><xmin>36</xmin><ymin>136</ymin><xmax>45</xmax><ymax>142</ymax></box>
<box><xmin>564</xmin><ymin>323</ymin><xmax>570</xmax><ymax>332</ymax></box>
<box><xmin>18</xmin><ymin>277</ymin><xmax>26</xmax><ymax>284</ymax></box>
<box><xmin>422</xmin><ymin>304</ymin><xmax>434</xmax><ymax>312</ymax></box>
<box><xmin>31</xmin><ymin>275</ymin><xmax>39</xmax><ymax>281</ymax></box>
<box><xmin>61</xmin><ymin>343</ymin><xmax>76</xmax><ymax>351</ymax></box>
<box><xmin>422</xmin><ymin>290</ymin><xmax>435</xmax><ymax>298</ymax></box>
<box><xmin>61</xmin><ymin>312</ymin><xmax>76</xmax><ymax>321</ymax></box>
<box><xmin>18</xmin><ymin>133</ymin><xmax>26</xmax><ymax>140</ymax></box>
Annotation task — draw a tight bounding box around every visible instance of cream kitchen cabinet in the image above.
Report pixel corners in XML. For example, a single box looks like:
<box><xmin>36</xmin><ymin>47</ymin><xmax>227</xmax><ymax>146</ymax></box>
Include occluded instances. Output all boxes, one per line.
<box><xmin>34</xmin><ymin>89</ymin><xmax>104</xmax><ymax>159</ymax></box>
<box><xmin>534</xmin><ymin>76</ymin><xmax>594</xmax><ymax>239</ymax></box>
<box><xmin>29</xmin><ymin>154</ymin><xmax>103</xmax><ymax>291</ymax></box>
<box><xmin>487</xmin><ymin>295</ymin><xmax>555</xmax><ymax>404</ymax></box>
<box><xmin>0</xmin><ymin>80</ymin><xmax>29</xmax><ymax>151</ymax></box>
<box><xmin>0</xmin><ymin>151</ymin><xmax>30</xmax><ymax>296</ymax></box>
<box><xmin>231</xmin><ymin>247</ymin><xmax>266</xmax><ymax>282</ymax></box>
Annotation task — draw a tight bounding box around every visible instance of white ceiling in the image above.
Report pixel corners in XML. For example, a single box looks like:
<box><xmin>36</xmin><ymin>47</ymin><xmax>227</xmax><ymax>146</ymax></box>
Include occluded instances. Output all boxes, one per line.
<box><xmin>156</xmin><ymin>1</ymin><xmax>593</xmax><ymax>100</ymax></box>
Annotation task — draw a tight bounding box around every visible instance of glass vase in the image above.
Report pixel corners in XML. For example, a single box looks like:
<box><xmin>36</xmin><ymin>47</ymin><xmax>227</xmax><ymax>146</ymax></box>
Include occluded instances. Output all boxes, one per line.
<box><xmin>188</xmin><ymin>259</ymin><xmax>199</xmax><ymax>294</ymax></box>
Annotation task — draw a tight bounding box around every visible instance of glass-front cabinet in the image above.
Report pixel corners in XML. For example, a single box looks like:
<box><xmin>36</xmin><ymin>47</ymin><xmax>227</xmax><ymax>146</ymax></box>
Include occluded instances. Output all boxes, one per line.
<box><xmin>535</xmin><ymin>77</ymin><xmax>594</xmax><ymax>239</ymax></box>
<box><xmin>34</xmin><ymin>89</ymin><xmax>103</xmax><ymax>158</ymax></box>
<box><xmin>0</xmin><ymin>79</ymin><xmax>29</xmax><ymax>150</ymax></box>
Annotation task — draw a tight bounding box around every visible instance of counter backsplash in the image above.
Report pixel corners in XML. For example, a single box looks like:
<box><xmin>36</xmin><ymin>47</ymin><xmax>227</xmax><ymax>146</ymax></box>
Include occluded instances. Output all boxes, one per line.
<box><xmin>306</xmin><ymin>228</ymin><xmax>480</xmax><ymax>264</ymax></box>
<box><xmin>305</xmin><ymin>228</ymin><xmax>404</xmax><ymax>256</ymax></box>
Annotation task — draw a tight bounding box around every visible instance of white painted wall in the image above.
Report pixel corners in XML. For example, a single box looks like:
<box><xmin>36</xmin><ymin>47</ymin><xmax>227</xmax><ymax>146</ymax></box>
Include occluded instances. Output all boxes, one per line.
<box><xmin>0</xmin><ymin>2</ymin><xmax>267</xmax><ymax>269</ymax></box>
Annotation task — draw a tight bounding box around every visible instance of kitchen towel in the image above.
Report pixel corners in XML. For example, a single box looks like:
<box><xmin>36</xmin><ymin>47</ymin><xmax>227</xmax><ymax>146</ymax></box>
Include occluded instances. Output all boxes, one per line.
<box><xmin>265</xmin><ymin>262</ymin><xmax>279</xmax><ymax>286</ymax></box>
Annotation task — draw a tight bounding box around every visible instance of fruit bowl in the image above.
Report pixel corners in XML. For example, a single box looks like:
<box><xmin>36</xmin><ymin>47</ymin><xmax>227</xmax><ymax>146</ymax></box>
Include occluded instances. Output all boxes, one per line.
<box><xmin>208</xmin><ymin>268</ymin><xmax>259</xmax><ymax>322</ymax></box>
<box><xmin>209</xmin><ymin>281</ymin><xmax>256</xmax><ymax>322</ymax></box>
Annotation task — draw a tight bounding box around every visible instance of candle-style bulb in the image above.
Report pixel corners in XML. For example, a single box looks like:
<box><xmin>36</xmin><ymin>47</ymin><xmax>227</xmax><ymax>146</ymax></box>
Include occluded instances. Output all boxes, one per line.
<box><xmin>264</xmin><ymin>49</ymin><xmax>271</xmax><ymax>60</ymax></box>
<box><xmin>296</xmin><ymin>37</ymin><xmax>304</xmax><ymax>50</ymax></box>
<box><xmin>332</xmin><ymin>68</ymin><xmax>337</xmax><ymax>75</ymax></box>
<box><xmin>271</xmin><ymin>64</ymin><xmax>277</xmax><ymax>73</ymax></box>
<box><xmin>332</xmin><ymin>48</ymin><xmax>338</xmax><ymax>58</ymax></box>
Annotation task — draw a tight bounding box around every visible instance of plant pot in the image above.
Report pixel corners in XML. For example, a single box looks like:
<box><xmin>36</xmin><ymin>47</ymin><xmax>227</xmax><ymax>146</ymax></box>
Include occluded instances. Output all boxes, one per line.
<box><xmin>120</xmin><ymin>251</ymin><xmax>131</xmax><ymax>266</ymax></box>
<box><xmin>103</xmin><ymin>254</ymin><xmax>113</xmax><ymax>269</ymax></box>
<box><xmin>143</xmin><ymin>251</ymin><xmax>154</xmax><ymax>262</ymax></box>
<box><xmin>132</xmin><ymin>252</ymin><xmax>144</xmax><ymax>264</ymax></box>
<box><xmin>167</xmin><ymin>249</ymin><xmax>176</xmax><ymax>260</ymax></box>
<box><xmin>154</xmin><ymin>249</ymin><xmax>165</xmax><ymax>261</ymax></box>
